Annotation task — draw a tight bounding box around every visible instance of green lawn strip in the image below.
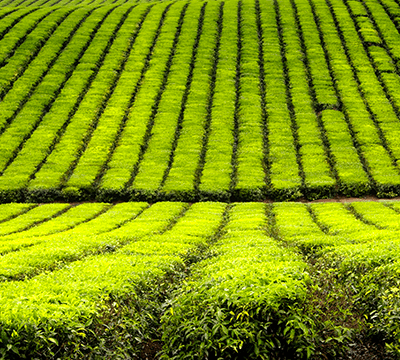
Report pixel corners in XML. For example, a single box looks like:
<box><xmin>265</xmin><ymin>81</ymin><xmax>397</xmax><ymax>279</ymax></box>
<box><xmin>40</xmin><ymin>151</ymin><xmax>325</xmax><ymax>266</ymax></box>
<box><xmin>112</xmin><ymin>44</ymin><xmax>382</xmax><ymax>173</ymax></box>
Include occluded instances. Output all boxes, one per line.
<box><xmin>161</xmin><ymin>1</ymin><xmax>221</xmax><ymax>201</ymax></box>
<box><xmin>357</xmin><ymin>0</ymin><xmax>400</xmax><ymax>68</ymax></box>
<box><xmin>280</xmin><ymin>0</ymin><xmax>336</xmax><ymax>200</ymax></box>
<box><xmin>369</xmin><ymin>46</ymin><xmax>396</xmax><ymax>73</ymax></box>
<box><xmin>0</xmin><ymin>203</ymin><xmax>69</xmax><ymax>237</ymax></box>
<box><xmin>28</xmin><ymin>3</ymin><xmax>157</xmax><ymax>199</ymax></box>
<box><xmin>0</xmin><ymin>203</ymin><xmax>112</xmax><ymax>252</ymax></box>
<box><xmin>161</xmin><ymin>202</ymin><xmax>315</xmax><ymax>359</ymax></box>
<box><xmin>0</xmin><ymin>202</ymin><xmax>224</xmax><ymax>358</ymax></box>
<box><xmin>56</xmin><ymin>202</ymin><xmax>149</xmax><ymax>236</ymax></box>
<box><xmin>311</xmin><ymin>0</ymin><xmax>400</xmax><ymax>196</ymax></box>
<box><xmin>0</xmin><ymin>202</ymin><xmax>148</xmax><ymax>255</ymax></box>
<box><xmin>259</xmin><ymin>0</ymin><xmax>302</xmax><ymax>200</ymax></box>
<box><xmin>0</xmin><ymin>7</ymin><xmax>73</xmax><ymax>99</ymax></box>
<box><xmin>0</xmin><ymin>5</ymin><xmax>138</xmax><ymax>196</ymax></box>
<box><xmin>119</xmin><ymin>202</ymin><xmax>226</xmax><ymax>255</ymax></box>
<box><xmin>65</xmin><ymin>1</ymin><xmax>183</xmax><ymax>197</ymax></box>
<box><xmin>129</xmin><ymin>1</ymin><xmax>204</xmax><ymax>197</ymax></box>
<box><xmin>197</xmin><ymin>0</ymin><xmax>236</xmax><ymax>201</ymax></box>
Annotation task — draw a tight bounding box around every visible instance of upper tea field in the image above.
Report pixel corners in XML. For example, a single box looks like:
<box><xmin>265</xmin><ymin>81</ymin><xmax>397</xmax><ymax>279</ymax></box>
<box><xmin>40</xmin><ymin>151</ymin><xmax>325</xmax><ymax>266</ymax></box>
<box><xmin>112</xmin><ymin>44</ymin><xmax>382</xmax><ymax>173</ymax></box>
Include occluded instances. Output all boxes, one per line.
<box><xmin>1</xmin><ymin>0</ymin><xmax>400</xmax><ymax>202</ymax></box>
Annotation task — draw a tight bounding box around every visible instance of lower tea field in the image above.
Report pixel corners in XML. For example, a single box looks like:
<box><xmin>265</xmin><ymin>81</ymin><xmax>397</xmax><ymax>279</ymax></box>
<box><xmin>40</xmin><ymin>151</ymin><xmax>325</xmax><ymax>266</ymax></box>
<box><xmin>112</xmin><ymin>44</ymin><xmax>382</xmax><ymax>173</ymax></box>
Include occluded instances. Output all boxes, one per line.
<box><xmin>0</xmin><ymin>0</ymin><xmax>400</xmax><ymax>201</ymax></box>
<box><xmin>0</xmin><ymin>201</ymin><xmax>399</xmax><ymax>358</ymax></box>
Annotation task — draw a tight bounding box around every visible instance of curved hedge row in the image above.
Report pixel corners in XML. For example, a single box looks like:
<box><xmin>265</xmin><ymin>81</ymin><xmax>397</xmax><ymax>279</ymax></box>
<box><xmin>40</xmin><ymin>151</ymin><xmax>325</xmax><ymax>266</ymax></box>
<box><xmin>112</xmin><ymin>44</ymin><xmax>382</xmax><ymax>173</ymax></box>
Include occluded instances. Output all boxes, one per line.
<box><xmin>0</xmin><ymin>0</ymin><xmax>399</xmax><ymax>201</ymax></box>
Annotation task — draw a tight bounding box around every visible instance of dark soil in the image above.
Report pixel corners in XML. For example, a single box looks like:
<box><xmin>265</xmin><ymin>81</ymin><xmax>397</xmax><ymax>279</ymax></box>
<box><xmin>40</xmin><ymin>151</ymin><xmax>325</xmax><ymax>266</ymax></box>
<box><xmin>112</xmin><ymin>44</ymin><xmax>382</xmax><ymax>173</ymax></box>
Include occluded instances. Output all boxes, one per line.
<box><xmin>139</xmin><ymin>340</ymin><xmax>163</xmax><ymax>360</ymax></box>
<box><xmin>338</xmin><ymin>339</ymin><xmax>397</xmax><ymax>360</ymax></box>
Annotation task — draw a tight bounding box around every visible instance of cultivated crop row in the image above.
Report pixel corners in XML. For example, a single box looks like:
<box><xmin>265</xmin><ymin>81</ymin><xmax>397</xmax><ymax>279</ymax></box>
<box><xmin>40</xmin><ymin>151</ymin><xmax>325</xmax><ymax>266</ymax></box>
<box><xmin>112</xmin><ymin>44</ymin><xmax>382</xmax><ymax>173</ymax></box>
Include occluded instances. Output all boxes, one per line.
<box><xmin>1</xmin><ymin>0</ymin><xmax>400</xmax><ymax>202</ymax></box>
<box><xmin>1</xmin><ymin>200</ymin><xmax>400</xmax><ymax>357</ymax></box>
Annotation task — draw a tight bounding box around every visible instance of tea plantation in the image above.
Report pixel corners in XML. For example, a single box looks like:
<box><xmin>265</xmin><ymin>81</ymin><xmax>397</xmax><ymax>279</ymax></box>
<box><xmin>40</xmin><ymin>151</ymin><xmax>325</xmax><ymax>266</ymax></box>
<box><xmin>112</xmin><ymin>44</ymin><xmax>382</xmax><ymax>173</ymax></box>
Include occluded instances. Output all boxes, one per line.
<box><xmin>0</xmin><ymin>0</ymin><xmax>400</xmax><ymax>357</ymax></box>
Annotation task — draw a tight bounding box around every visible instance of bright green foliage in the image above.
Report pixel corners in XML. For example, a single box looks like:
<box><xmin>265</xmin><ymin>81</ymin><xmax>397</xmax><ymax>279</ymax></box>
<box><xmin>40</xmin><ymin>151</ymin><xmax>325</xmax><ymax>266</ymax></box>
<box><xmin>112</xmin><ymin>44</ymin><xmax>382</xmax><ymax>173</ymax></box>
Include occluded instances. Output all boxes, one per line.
<box><xmin>2</xmin><ymin>0</ymin><xmax>400</xmax><ymax>356</ymax></box>
<box><xmin>0</xmin><ymin>0</ymin><xmax>398</xmax><ymax>200</ymax></box>
<box><xmin>161</xmin><ymin>203</ymin><xmax>314</xmax><ymax>359</ymax></box>
<box><xmin>0</xmin><ymin>201</ymin><xmax>399</xmax><ymax>356</ymax></box>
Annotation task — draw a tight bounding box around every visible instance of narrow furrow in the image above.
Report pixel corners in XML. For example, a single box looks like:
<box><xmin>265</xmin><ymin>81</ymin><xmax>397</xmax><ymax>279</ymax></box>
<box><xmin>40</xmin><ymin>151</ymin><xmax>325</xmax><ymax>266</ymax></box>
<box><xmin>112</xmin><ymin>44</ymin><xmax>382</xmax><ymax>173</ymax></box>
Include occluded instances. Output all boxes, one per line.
<box><xmin>228</xmin><ymin>0</ymin><xmax>241</xmax><ymax>196</ymax></box>
<box><xmin>0</xmin><ymin>203</ymin><xmax>149</xmax><ymax>256</ymax></box>
<box><xmin>279</xmin><ymin>0</ymin><xmax>336</xmax><ymax>200</ymax></box>
<box><xmin>62</xmin><ymin>3</ymin><xmax>179</xmax><ymax>199</ymax></box>
<box><xmin>307</xmin><ymin>0</ymin><xmax>373</xmax><ymax>194</ymax></box>
<box><xmin>232</xmin><ymin>0</ymin><xmax>268</xmax><ymax>200</ymax></box>
<box><xmin>126</xmin><ymin>2</ymin><xmax>206</xmax><ymax>197</ymax></box>
<box><xmin>158</xmin><ymin>3</ymin><xmax>207</xmax><ymax>192</ymax></box>
<box><xmin>0</xmin><ymin>8</ymin><xmax>39</xmax><ymax>44</ymax></box>
<box><xmin>0</xmin><ymin>205</ymin><xmax>76</xmax><ymax>238</ymax></box>
<box><xmin>0</xmin><ymin>8</ymin><xmax>74</xmax><ymax>101</ymax></box>
<box><xmin>355</xmin><ymin>0</ymin><xmax>400</xmax><ymax>161</ymax></box>
<box><xmin>274</xmin><ymin>0</ymin><xmax>307</xmax><ymax>195</ymax></box>
<box><xmin>161</xmin><ymin>2</ymin><xmax>222</xmax><ymax>201</ymax></box>
<box><xmin>0</xmin><ymin>6</ymin><xmax>138</xmax><ymax>200</ymax></box>
<box><xmin>306</xmin><ymin>203</ymin><xmax>332</xmax><ymax>235</ymax></box>
<box><xmin>294</xmin><ymin>0</ymin><xmax>370</xmax><ymax>197</ymax></box>
<box><xmin>122</xmin><ymin>4</ymin><xmax>190</xmax><ymax>191</ymax></box>
<box><xmin>59</xmin><ymin>203</ymin><xmax>150</xmax><ymax>238</ymax></box>
<box><xmin>0</xmin><ymin>204</ymin><xmax>115</xmax><ymax>246</ymax></box>
<box><xmin>309</xmin><ymin>202</ymin><xmax>385</xmax><ymax>241</ymax></box>
<box><xmin>255</xmin><ymin>0</ymin><xmax>271</xmax><ymax>192</ymax></box>
<box><xmin>197</xmin><ymin>1</ymin><xmax>236</xmax><ymax>201</ymax></box>
<box><xmin>0</xmin><ymin>204</ymin><xmax>70</xmax><ymax>238</ymax></box>
<box><xmin>24</xmin><ymin>5</ymin><xmax>145</xmax><ymax>199</ymax></box>
<box><xmin>0</xmin><ymin>203</ymin><xmax>190</xmax><ymax>282</ymax></box>
<box><xmin>325</xmin><ymin>0</ymin><xmax>399</xmax><ymax>171</ymax></box>
<box><xmin>290</xmin><ymin>0</ymin><xmax>340</xmax><ymax>191</ymax></box>
<box><xmin>333</xmin><ymin>0</ymin><xmax>400</xmax><ymax>174</ymax></box>
<box><xmin>0</xmin><ymin>204</ymin><xmax>37</xmax><ymax>225</ymax></box>
<box><xmin>195</xmin><ymin>0</ymin><xmax>227</xmax><ymax>196</ymax></box>
<box><xmin>0</xmin><ymin>7</ymin><xmax>94</xmax><ymax>134</ymax></box>
<box><xmin>0</xmin><ymin>7</ymin><xmax>118</xmax><ymax>202</ymax></box>
<box><xmin>258</xmin><ymin>0</ymin><xmax>302</xmax><ymax>200</ymax></box>
<box><xmin>344</xmin><ymin>203</ymin><xmax>384</xmax><ymax>229</ymax></box>
<box><xmin>0</xmin><ymin>8</ymin><xmax>54</xmax><ymax>68</ymax></box>
<box><xmin>29</xmin><ymin>4</ymin><xmax>165</xmax><ymax>201</ymax></box>
<box><xmin>310</xmin><ymin>0</ymin><xmax>400</xmax><ymax>197</ymax></box>
<box><xmin>291</xmin><ymin>0</ymin><xmax>341</xmax><ymax>200</ymax></box>
<box><xmin>0</xmin><ymin>9</ymin><xmax>20</xmax><ymax>21</ymax></box>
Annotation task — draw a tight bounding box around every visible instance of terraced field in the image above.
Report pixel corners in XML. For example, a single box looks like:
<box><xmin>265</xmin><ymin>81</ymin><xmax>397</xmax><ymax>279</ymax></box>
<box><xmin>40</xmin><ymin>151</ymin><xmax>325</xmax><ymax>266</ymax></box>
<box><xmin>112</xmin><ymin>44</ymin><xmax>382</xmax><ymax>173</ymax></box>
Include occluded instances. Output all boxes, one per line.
<box><xmin>2</xmin><ymin>0</ymin><xmax>400</xmax><ymax>202</ymax></box>
<box><xmin>2</xmin><ymin>0</ymin><xmax>400</xmax><ymax>357</ymax></box>
<box><xmin>0</xmin><ymin>201</ymin><xmax>399</xmax><ymax>358</ymax></box>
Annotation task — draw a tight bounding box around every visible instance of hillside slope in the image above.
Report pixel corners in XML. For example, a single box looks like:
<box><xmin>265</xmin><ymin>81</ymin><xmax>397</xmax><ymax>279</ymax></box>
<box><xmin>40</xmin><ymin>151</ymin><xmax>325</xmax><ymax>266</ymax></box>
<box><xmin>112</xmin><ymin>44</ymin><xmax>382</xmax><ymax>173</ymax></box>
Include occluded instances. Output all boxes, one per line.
<box><xmin>0</xmin><ymin>0</ymin><xmax>400</xmax><ymax>202</ymax></box>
